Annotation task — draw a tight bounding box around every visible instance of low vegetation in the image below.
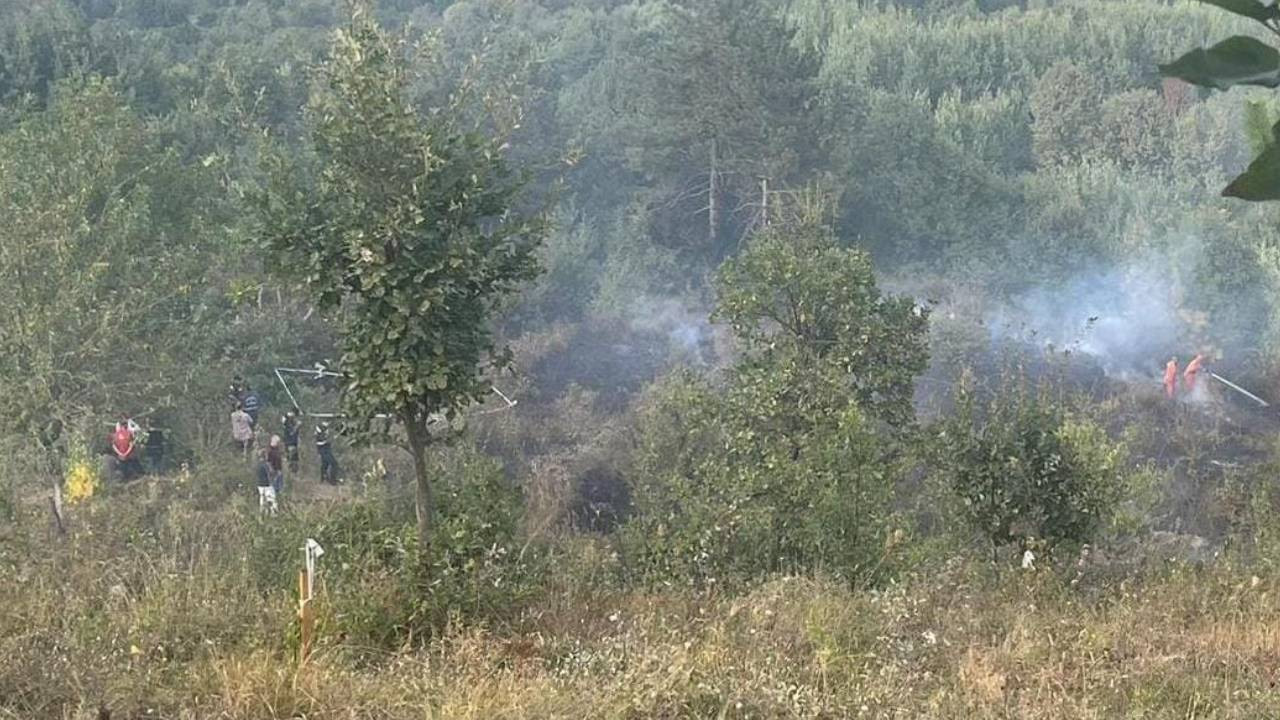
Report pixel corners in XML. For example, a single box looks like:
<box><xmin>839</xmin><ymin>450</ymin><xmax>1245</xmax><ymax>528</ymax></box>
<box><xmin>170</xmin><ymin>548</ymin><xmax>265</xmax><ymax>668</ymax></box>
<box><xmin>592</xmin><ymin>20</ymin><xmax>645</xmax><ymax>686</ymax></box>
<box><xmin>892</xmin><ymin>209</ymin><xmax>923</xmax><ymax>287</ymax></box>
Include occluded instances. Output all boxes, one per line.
<box><xmin>6</xmin><ymin>461</ymin><xmax>1280</xmax><ymax>719</ymax></box>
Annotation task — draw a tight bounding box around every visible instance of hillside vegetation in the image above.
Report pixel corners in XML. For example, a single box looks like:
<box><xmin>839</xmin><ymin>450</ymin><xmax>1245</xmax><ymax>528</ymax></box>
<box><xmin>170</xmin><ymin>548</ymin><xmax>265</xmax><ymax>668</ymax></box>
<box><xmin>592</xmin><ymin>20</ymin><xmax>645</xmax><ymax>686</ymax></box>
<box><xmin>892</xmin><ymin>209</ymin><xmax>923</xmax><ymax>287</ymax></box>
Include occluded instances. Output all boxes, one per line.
<box><xmin>6</xmin><ymin>0</ymin><xmax>1280</xmax><ymax>717</ymax></box>
<box><xmin>7</xmin><ymin>468</ymin><xmax>1280</xmax><ymax>719</ymax></box>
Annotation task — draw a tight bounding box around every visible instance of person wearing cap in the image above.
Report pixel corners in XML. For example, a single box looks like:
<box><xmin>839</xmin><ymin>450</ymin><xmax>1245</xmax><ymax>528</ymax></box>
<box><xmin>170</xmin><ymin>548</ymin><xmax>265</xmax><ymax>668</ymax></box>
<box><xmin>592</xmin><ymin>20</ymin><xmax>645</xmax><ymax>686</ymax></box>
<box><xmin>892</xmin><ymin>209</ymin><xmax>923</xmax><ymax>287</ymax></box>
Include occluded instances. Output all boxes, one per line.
<box><xmin>227</xmin><ymin>375</ymin><xmax>245</xmax><ymax>409</ymax></box>
<box><xmin>241</xmin><ymin>383</ymin><xmax>263</xmax><ymax>426</ymax></box>
<box><xmin>315</xmin><ymin>422</ymin><xmax>341</xmax><ymax>485</ymax></box>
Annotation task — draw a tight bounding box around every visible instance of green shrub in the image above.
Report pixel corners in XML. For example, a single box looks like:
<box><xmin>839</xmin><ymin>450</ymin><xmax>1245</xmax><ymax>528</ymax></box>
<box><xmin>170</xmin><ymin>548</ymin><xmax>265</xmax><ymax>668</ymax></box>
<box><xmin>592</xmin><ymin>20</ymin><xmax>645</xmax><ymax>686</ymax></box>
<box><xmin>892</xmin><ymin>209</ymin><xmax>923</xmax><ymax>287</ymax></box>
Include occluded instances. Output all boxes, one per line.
<box><xmin>935</xmin><ymin>371</ymin><xmax>1127</xmax><ymax>558</ymax></box>
<box><xmin>620</xmin><ymin>201</ymin><xmax>926</xmax><ymax>587</ymax></box>
<box><xmin>301</xmin><ymin>443</ymin><xmax>546</xmax><ymax>651</ymax></box>
<box><xmin>620</xmin><ymin>370</ymin><xmax>901</xmax><ymax>587</ymax></box>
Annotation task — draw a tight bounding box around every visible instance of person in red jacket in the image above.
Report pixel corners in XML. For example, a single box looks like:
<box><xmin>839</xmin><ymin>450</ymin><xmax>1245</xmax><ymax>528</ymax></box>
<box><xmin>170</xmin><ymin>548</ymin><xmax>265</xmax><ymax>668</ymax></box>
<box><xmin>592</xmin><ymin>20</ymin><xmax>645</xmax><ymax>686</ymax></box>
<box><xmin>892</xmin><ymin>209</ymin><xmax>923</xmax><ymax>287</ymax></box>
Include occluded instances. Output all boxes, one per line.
<box><xmin>111</xmin><ymin>415</ymin><xmax>143</xmax><ymax>480</ymax></box>
<box><xmin>1163</xmin><ymin>357</ymin><xmax>1179</xmax><ymax>398</ymax></box>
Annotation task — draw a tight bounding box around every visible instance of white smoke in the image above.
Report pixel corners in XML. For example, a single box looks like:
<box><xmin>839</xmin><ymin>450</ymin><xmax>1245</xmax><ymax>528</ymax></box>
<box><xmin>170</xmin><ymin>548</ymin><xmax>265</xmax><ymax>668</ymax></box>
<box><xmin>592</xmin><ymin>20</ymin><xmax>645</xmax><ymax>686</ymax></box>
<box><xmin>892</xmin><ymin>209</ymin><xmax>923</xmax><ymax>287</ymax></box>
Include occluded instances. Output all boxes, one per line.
<box><xmin>986</xmin><ymin>261</ymin><xmax>1186</xmax><ymax>379</ymax></box>
<box><xmin>625</xmin><ymin>295</ymin><xmax>717</xmax><ymax>362</ymax></box>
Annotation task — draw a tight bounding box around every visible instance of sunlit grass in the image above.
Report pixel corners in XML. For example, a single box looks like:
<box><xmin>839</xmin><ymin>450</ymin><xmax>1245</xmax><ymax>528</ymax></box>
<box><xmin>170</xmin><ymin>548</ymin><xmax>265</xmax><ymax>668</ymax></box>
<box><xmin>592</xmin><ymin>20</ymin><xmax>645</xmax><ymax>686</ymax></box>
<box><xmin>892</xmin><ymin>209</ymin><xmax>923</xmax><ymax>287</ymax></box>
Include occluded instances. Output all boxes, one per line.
<box><xmin>4</xmin><ymin>469</ymin><xmax>1280</xmax><ymax>719</ymax></box>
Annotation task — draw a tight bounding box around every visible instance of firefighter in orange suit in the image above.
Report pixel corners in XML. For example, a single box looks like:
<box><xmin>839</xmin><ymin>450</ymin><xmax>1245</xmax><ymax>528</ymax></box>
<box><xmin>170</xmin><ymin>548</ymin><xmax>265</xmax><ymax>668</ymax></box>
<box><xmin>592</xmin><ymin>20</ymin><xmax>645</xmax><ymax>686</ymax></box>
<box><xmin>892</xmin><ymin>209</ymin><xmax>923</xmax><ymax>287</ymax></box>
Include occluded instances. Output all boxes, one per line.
<box><xmin>1184</xmin><ymin>354</ymin><xmax>1205</xmax><ymax>392</ymax></box>
<box><xmin>1164</xmin><ymin>357</ymin><xmax>1179</xmax><ymax>398</ymax></box>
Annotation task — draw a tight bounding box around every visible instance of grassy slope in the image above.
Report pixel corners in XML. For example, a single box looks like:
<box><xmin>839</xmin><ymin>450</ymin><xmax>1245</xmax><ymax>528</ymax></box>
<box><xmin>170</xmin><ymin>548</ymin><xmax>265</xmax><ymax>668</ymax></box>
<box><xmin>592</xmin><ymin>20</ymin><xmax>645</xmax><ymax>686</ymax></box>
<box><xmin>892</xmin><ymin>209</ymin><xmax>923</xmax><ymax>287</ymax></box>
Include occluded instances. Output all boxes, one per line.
<box><xmin>2</xmin><ymin>463</ymin><xmax>1280</xmax><ymax>719</ymax></box>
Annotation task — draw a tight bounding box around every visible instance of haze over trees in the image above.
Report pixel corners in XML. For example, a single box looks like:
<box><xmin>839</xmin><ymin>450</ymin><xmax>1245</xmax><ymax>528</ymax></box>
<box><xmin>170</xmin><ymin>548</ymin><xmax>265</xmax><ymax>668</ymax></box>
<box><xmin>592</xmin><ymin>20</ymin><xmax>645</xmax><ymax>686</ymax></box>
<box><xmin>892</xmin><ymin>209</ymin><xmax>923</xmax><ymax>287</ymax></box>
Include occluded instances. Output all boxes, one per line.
<box><xmin>6</xmin><ymin>0</ymin><xmax>1280</xmax><ymax>716</ymax></box>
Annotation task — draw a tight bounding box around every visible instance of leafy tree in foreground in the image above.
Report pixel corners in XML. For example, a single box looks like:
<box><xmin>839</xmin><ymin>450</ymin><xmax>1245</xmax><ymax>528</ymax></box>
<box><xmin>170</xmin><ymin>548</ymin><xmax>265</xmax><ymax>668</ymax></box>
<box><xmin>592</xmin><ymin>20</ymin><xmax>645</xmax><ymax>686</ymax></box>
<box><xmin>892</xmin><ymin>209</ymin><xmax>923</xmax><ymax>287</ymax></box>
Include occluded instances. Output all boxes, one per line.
<box><xmin>1160</xmin><ymin>0</ymin><xmax>1280</xmax><ymax>200</ymax></box>
<box><xmin>258</xmin><ymin>2</ymin><xmax>545</xmax><ymax>577</ymax></box>
<box><xmin>623</xmin><ymin>195</ymin><xmax>929</xmax><ymax>585</ymax></box>
<box><xmin>715</xmin><ymin>192</ymin><xmax>930</xmax><ymax>428</ymax></box>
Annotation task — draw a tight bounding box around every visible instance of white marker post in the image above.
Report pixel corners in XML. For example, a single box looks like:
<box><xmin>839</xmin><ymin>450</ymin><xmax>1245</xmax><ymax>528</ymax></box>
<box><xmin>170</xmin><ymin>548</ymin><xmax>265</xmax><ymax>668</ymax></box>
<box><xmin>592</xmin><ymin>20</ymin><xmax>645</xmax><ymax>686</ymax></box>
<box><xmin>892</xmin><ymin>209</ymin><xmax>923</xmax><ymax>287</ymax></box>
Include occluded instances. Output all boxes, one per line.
<box><xmin>298</xmin><ymin>538</ymin><xmax>324</xmax><ymax>663</ymax></box>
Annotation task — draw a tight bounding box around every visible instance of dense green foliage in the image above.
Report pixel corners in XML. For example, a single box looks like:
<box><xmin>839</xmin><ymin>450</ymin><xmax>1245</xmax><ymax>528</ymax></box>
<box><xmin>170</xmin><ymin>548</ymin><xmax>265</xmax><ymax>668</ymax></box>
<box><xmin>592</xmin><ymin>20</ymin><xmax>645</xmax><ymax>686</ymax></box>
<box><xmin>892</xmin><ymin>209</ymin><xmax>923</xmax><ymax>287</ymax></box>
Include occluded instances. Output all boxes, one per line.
<box><xmin>10</xmin><ymin>0</ymin><xmax>1280</xmax><ymax>713</ymax></box>
<box><xmin>0</xmin><ymin>0</ymin><xmax>1274</xmax><ymax>547</ymax></box>
<box><xmin>624</xmin><ymin>370</ymin><xmax>895</xmax><ymax>585</ymax></box>
<box><xmin>303</xmin><ymin>443</ymin><xmax>537</xmax><ymax>644</ymax></box>
<box><xmin>715</xmin><ymin>195</ymin><xmax>929</xmax><ymax>427</ymax></box>
<box><xmin>936</xmin><ymin>373</ymin><xmax>1128</xmax><ymax>555</ymax></box>
<box><xmin>622</xmin><ymin>202</ymin><xmax>926</xmax><ymax>584</ymax></box>
<box><xmin>1160</xmin><ymin>0</ymin><xmax>1280</xmax><ymax>199</ymax></box>
<box><xmin>258</xmin><ymin>4</ymin><xmax>546</xmax><ymax>568</ymax></box>
<box><xmin>0</xmin><ymin>78</ymin><xmax>238</xmax><ymax>459</ymax></box>
<box><xmin>2</xmin><ymin>0</ymin><xmax>1276</xmax><ymax>341</ymax></box>
<box><xmin>261</xmin><ymin>6</ymin><xmax>543</xmax><ymax>427</ymax></box>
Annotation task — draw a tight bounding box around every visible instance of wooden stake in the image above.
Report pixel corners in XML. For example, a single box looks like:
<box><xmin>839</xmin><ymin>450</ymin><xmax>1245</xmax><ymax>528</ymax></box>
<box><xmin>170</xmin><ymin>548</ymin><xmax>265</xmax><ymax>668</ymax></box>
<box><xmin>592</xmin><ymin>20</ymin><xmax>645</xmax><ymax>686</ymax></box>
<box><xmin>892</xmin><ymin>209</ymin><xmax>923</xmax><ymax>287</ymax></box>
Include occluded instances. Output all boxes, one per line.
<box><xmin>297</xmin><ymin>538</ymin><xmax>323</xmax><ymax>665</ymax></box>
<box><xmin>298</xmin><ymin>569</ymin><xmax>314</xmax><ymax>663</ymax></box>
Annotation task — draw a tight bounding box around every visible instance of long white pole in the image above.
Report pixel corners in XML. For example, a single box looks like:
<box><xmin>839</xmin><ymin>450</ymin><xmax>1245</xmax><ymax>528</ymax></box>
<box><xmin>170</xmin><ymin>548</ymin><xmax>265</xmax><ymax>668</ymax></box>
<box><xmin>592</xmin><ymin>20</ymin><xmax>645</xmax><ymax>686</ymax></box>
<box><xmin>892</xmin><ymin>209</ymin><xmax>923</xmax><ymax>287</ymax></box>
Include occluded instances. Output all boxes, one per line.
<box><xmin>1210</xmin><ymin>372</ymin><xmax>1271</xmax><ymax>407</ymax></box>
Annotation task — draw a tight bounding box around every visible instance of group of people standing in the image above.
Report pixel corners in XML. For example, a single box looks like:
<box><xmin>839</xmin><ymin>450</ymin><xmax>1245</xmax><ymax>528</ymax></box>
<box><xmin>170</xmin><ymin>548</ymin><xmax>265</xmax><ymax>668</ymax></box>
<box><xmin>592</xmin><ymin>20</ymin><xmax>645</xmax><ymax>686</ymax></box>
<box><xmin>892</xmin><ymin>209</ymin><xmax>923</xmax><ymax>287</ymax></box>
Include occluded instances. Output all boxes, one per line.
<box><xmin>228</xmin><ymin>376</ymin><xmax>342</xmax><ymax>515</ymax></box>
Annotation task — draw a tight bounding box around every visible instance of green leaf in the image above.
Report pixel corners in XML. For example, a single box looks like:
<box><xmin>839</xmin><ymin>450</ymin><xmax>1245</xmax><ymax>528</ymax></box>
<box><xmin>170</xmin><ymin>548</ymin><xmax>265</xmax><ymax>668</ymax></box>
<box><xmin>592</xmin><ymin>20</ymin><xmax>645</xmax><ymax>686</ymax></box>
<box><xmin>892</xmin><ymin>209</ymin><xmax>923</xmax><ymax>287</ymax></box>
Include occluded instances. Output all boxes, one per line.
<box><xmin>1197</xmin><ymin>0</ymin><xmax>1280</xmax><ymax>22</ymax></box>
<box><xmin>1224</xmin><ymin>142</ymin><xmax>1280</xmax><ymax>199</ymax></box>
<box><xmin>1243</xmin><ymin>100</ymin><xmax>1279</xmax><ymax>153</ymax></box>
<box><xmin>1159</xmin><ymin>36</ymin><xmax>1280</xmax><ymax>89</ymax></box>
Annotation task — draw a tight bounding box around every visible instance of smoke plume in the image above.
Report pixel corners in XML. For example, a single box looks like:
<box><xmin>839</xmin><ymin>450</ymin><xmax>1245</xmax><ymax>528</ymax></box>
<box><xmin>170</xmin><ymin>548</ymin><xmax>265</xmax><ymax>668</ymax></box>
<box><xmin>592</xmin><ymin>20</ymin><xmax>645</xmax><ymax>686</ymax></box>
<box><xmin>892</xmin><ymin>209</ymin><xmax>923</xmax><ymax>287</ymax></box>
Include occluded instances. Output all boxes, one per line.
<box><xmin>625</xmin><ymin>295</ymin><xmax>717</xmax><ymax>364</ymax></box>
<box><xmin>986</xmin><ymin>261</ymin><xmax>1186</xmax><ymax>379</ymax></box>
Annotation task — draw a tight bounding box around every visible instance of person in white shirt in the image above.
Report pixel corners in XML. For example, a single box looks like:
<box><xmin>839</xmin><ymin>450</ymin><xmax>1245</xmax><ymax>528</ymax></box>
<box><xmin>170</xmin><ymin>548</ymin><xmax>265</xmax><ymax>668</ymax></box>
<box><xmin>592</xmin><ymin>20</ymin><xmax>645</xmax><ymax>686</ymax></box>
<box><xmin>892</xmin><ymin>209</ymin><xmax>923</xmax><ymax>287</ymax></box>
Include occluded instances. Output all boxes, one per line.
<box><xmin>230</xmin><ymin>403</ymin><xmax>254</xmax><ymax>459</ymax></box>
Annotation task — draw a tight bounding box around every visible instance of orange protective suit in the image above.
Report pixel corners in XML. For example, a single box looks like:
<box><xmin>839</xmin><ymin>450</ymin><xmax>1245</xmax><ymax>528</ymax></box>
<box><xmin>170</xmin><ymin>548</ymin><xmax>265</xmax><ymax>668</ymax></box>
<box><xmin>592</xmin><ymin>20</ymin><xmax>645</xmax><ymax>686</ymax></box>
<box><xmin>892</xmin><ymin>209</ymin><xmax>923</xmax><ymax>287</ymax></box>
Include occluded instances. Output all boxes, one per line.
<box><xmin>1184</xmin><ymin>354</ymin><xmax>1204</xmax><ymax>391</ymax></box>
<box><xmin>1164</xmin><ymin>359</ymin><xmax>1179</xmax><ymax>398</ymax></box>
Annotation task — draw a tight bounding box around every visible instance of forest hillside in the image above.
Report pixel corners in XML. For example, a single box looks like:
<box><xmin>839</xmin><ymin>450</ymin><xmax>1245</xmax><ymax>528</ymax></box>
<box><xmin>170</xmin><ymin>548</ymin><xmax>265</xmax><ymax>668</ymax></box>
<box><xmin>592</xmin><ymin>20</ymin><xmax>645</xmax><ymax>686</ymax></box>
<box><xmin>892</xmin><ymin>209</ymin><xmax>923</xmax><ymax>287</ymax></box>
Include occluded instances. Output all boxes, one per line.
<box><xmin>6</xmin><ymin>0</ymin><xmax>1280</xmax><ymax>717</ymax></box>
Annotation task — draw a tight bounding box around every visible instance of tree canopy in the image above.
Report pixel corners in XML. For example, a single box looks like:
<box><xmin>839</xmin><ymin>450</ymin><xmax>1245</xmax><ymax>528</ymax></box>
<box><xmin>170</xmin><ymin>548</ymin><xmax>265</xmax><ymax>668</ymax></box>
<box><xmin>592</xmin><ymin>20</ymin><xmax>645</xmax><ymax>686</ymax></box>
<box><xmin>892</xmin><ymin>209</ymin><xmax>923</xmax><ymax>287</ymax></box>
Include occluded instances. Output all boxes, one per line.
<box><xmin>258</xmin><ymin>2</ymin><xmax>546</xmax><ymax>571</ymax></box>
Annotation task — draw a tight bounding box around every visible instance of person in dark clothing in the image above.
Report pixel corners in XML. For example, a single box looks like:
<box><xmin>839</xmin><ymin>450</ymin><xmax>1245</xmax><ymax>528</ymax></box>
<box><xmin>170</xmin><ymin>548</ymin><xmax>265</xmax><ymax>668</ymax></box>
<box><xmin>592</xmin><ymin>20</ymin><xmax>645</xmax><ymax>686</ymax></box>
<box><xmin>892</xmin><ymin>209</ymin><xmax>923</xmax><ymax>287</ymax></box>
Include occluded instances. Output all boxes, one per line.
<box><xmin>241</xmin><ymin>384</ymin><xmax>262</xmax><ymax>426</ymax></box>
<box><xmin>255</xmin><ymin>447</ymin><xmax>277</xmax><ymax>515</ymax></box>
<box><xmin>38</xmin><ymin>417</ymin><xmax>63</xmax><ymax>452</ymax></box>
<box><xmin>315</xmin><ymin>422</ymin><xmax>340</xmax><ymax>485</ymax></box>
<box><xmin>39</xmin><ymin>417</ymin><xmax>65</xmax><ymax>482</ymax></box>
<box><xmin>267</xmin><ymin>435</ymin><xmax>285</xmax><ymax>497</ymax></box>
<box><xmin>228</xmin><ymin>376</ymin><xmax>245</xmax><ymax>408</ymax></box>
<box><xmin>145</xmin><ymin>428</ymin><xmax>166</xmax><ymax>474</ymax></box>
<box><xmin>282</xmin><ymin>411</ymin><xmax>301</xmax><ymax>473</ymax></box>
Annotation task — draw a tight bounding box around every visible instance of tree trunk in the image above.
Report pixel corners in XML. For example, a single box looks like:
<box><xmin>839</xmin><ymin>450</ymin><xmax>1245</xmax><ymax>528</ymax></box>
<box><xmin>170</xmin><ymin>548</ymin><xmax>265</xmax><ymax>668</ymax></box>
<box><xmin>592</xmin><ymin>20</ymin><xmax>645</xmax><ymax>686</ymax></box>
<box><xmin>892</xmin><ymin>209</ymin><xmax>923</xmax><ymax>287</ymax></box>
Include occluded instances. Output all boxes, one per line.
<box><xmin>404</xmin><ymin>413</ymin><xmax>434</xmax><ymax>583</ymax></box>
<box><xmin>760</xmin><ymin>177</ymin><xmax>769</xmax><ymax>228</ymax></box>
<box><xmin>708</xmin><ymin>137</ymin><xmax>719</xmax><ymax>247</ymax></box>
